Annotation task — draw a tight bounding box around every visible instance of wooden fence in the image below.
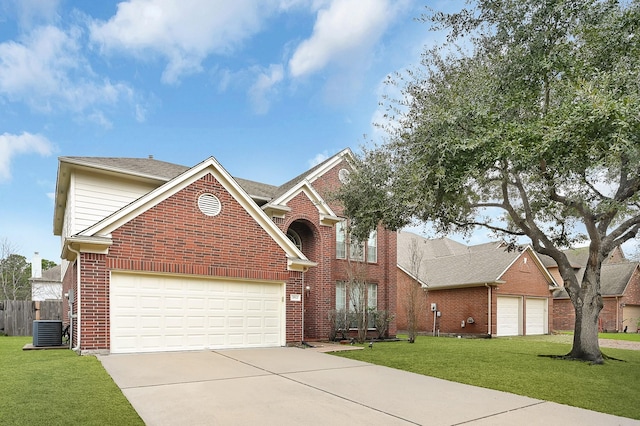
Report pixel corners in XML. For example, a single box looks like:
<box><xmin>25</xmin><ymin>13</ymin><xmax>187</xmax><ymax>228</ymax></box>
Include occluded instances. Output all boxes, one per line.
<box><xmin>0</xmin><ymin>300</ymin><xmax>63</xmax><ymax>336</ymax></box>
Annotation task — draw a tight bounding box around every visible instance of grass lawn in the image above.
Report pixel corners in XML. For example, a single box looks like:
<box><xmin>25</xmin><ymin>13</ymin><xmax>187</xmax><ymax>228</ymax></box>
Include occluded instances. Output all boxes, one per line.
<box><xmin>0</xmin><ymin>336</ymin><xmax>143</xmax><ymax>426</ymax></box>
<box><xmin>556</xmin><ymin>330</ymin><xmax>640</xmax><ymax>342</ymax></box>
<box><xmin>600</xmin><ymin>332</ymin><xmax>640</xmax><ymax>342</ymax></box>
<box><xmin>333</xmin><ymin>335</ymin><xmax>640</xmax><ymax>420</ymax></box>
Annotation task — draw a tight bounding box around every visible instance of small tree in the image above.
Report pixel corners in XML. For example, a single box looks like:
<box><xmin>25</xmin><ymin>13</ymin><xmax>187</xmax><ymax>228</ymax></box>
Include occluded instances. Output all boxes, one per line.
<box><xmin>0</xmin><ymin>239</ymin><xmax>30</xmax><ymax>300</ymax></box>
<box><xmin>404</xmin><ymin>237</ymin><xmax>427</xmax><ymax>343</ymax></box>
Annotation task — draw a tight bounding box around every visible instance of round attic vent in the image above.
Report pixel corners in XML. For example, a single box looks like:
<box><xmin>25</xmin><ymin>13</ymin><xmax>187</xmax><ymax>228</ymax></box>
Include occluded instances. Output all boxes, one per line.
<box><xmin>338</xmin><ymin>168</ymin><xmax>350</xmax><ymax>183</ymax></box>
<box><xmin>198</xmin><ymin>193</ymin><xmax>221</xmax><ymax>216</ymax></box>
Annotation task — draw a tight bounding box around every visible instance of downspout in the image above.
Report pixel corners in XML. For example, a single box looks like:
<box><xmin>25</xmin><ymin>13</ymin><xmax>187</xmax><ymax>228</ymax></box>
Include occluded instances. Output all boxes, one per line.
<box><xmin>486</xmin><ymin>284</ymin><xmax>492</xmax><ymax>336</ymax></box>
<box><xmin>616</xmin><ymin>296</ymin><xmax>620</xmax><ymax>332</ymax></box>
<box><xmin>301</xmin><ymin>271</ymin><xmax>305</xmax><ymax>345</ymax></box>
<box><xmin>68</xmin><ymin>245</ymin><xmax>81</xmax><ymax>352</ymax></box>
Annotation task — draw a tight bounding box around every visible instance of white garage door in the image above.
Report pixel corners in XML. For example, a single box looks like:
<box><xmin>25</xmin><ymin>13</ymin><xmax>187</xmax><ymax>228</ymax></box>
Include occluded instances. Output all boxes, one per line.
<box><xmin>110</xmin><ymin>273</ymin><xmax>284</xmax><ymax>354</ymax></box>
<box><xmin>525</xmin><ymin>298</ymin><xmax>547</xmax><ymax>335</ymax></box>
<box><xmin>623</xmin><ymin>305</ymin><xmax>640</xmax><ymax>333</ymax></box>
<box><xmin>497</xmin><ymin>296</ymin><xmax>521</xmax><ymax>336</ymax></box>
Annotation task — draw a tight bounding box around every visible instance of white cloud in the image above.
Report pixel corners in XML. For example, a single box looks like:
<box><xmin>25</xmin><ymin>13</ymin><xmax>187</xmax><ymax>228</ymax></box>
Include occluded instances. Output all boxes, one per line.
<box><xmin>288</xmin><ymin>0</ymin><xmax>395</xmax><ymax>78</ymax></box>
<box><xmin>90</xmin><ymin>0</ymin><xmax>280</xmax><ymax>84</ymax></box>
<box><xmin>0</xmin><ymin>132</ymin><xmax>53</xmax><ymax>182</ymax></box>
<box><xmin>248</xmin><ymin>64</ymin><xmax>284</xmax><ymax>114</ymax></box>
<box><xmin>309</xmin><ymin>151</ymin><xmax>329</xmax><ymax>167</ymax></box>
<box><xmin>3</xmin><ymin>0</ymin><xmax>61</xmax><ymax>30</ymax></box>
<box><xmin>0</xmin><ymin>25</ymin><xmax>135</xmax><ymax>121</ymax></box>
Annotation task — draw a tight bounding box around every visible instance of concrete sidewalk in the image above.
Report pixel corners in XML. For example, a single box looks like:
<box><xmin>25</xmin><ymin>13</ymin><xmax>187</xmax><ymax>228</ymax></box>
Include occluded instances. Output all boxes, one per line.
<box><xmin>99</xmin><ymin>347</ymin><xmax>639</xmax><ymax>426</ymax></box>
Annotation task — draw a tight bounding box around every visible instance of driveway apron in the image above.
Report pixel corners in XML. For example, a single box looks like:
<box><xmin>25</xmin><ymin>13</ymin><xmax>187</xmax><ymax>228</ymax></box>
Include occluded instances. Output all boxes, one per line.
<box><xmin>99</xmin><ymin>347</ymin><xmax>639</xmax><ymax>426</ymax></box>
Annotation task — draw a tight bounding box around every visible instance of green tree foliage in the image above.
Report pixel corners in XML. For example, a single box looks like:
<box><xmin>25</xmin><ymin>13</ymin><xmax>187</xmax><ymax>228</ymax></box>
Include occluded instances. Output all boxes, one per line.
<box><xmin>339</xmin><ymin>0</ymin><xmax>640</xmax><ymax>363</ymax></box>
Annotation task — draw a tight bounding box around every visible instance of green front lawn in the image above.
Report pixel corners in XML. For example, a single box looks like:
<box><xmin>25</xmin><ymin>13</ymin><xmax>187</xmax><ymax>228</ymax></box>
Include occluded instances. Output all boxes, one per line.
<box><xmin>555</xmin><ymin>330</ymin><xmax>640</xmax><ymax>342</ymax></box>
<box><xmin>599</xmin><ymin>332</ymin><xmax>640</xmax><ymax>342</ymax></box>
<box><xmin>0</xmin><ymin>337</ymin><xmax>143</xmax><ymax>426</ymax></box>
<box><xmin>334</xmin><ymin>335</ymin><xmax>640</xmax><ymax>420</ymax></box>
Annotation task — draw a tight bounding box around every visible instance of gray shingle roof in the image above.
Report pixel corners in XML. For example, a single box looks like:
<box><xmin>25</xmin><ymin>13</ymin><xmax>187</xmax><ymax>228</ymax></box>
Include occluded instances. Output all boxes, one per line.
<box><xmin>397</xmin><ymin>231</ymin><xmax>525</xmax><ymax>289</ymax></box>
<box><xmin>553</xmin><ymin>262</ymin><xmax>639</xmax><ymax>298</ymax></box>
<box><xmin>60</xmin><ymin>156</ymin><xmax>279</xmax><ymax>201</ymax></box>
<box><xmin>60</xmin><ymin>156</ymin><xmax>189</xmax><ymax>180</ymax></box>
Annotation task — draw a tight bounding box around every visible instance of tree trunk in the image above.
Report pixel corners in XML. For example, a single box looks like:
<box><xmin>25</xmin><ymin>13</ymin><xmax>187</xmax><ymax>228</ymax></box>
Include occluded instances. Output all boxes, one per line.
<box><xmin>568</xmin><ymin>266</ymin><xmax>604</xmax><ymax>364</ymax></box>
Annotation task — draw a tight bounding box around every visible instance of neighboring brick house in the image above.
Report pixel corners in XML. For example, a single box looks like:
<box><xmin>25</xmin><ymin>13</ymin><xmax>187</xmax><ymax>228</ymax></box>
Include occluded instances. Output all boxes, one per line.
<box><xmin>53</xmin><ymin>149</ymin><xmax>396</xmax><ymax>354</ymax></box>
<box><xmin>396</xmin><ymin>231</ymin><xmax>557</xmax><ymax>337</ymax></box>
<box><xmin>546</xmin><ymin>248</ymin><xmax>640</xmax><ymax>333</ymax></box>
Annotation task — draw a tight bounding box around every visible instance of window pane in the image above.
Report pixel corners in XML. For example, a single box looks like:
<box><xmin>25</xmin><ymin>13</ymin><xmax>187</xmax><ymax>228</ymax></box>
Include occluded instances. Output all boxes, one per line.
<box><xmin>336</xmin><ymin>281</ymin><xmax>346</xmax><ymax>310</ymax></box>
<box><xmin>368</xmin><ymin>283</ymin><xmax>378</xmax><ymax>329</ymax></box>
<box><xmin>350</xmin><ymin>240</ymin><xmax>364</xmax><ymax>261</ymax></box>
<box><xmin>367</xmin><ymin>230</ymin><xmax>377</xmax><ymax>263</ymax></box>
<box><xmin>336</xmin><ymin>222</ymin><xmax>346</xmax><ymax>259</ymax></box>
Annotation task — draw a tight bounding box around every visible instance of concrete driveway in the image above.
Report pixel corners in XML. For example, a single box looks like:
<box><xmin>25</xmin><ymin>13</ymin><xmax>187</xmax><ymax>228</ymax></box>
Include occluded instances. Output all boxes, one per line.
<box><xmin>99</xmin><ymin>346</ymin><xmax>639</xmax><ymax>426</ymax></box>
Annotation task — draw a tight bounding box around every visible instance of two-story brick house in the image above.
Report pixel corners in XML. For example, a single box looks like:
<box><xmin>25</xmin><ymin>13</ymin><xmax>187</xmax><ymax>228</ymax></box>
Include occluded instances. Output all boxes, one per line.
<box><xmin>54</xmin><ymin>149</ymin><xmax>396</xmax><ymax>354</ymax></box>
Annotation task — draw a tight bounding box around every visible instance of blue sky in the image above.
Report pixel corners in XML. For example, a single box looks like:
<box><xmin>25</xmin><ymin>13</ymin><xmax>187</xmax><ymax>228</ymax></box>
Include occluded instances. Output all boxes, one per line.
<box><xmin>0</xmin><ymin>0</ymin><xmax>467</xmax><ymax>262</ymax></box>
<box><xmin>3</xmin><ymin>0</ymin><xmax>636</xmax><ymax>264</ymax></box>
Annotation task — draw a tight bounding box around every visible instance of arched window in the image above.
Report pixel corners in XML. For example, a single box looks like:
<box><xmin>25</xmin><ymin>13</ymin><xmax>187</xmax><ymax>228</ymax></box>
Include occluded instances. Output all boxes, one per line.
<box><xmin>287</xmin><ymin>229</ymin><xmax>302</xmax><ymax>251</ymax></box>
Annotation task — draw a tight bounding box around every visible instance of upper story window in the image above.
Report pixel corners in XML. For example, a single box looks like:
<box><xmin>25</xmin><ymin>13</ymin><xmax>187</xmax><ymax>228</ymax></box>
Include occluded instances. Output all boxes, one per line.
<box><xmin>367</xmin><ymin>230</ymin><xmax>377</xmax><ymax>263</ymax></box>
<box><xmin>336</xmin><ymin>221</ymin><xmax>377</xmax><ymax>263</ymax></box>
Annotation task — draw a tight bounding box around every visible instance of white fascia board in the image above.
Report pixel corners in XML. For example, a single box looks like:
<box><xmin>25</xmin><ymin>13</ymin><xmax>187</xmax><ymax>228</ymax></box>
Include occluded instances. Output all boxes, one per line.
<box><xmin>262</xmin><ymin>203</ymin><xmax>291</xmax><ymax>219</ymax></box>
<box><xmin>78</xmin><ymin>157</ymin><xmax>310</xmax><ymax>266</ymax></box>
<box><xmin>304</xmin><ymin>148</ymin><xmax>353</xmax><ymax>184</ymax></box>
<box><xmin>398</xmin><ymin>264</ymin><xmax>428</xmax><ymax>287</ymax></box>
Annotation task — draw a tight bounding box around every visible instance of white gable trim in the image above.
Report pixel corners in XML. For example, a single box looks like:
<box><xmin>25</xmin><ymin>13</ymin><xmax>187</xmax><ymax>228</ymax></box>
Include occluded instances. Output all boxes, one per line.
<box><xmin>74</xmin><ymin>157</ymin><xmax>315</xmax><ymax>271</ymax></box>
<box><xmin>304</xmin><ymin>148</ymin><xmax>353</xmax><ymax>184</ymax></box>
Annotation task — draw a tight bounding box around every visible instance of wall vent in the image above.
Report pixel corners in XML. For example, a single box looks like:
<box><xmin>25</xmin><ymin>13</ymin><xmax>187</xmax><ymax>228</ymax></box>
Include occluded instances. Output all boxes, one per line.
<box><xmin>198</xmin><ymin>193</ymin><xmax>222</xmax><ymax>216</ymax></box>
<box><xmin>33</xmin><ymin>320</ymin><xmax>63</xmax><ymax>347</ymax></box>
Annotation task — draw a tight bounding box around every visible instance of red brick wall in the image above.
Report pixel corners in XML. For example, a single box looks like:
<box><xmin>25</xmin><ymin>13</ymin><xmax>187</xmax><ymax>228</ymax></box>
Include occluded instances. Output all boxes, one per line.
<box><xmin>79</xmin><ymin>253</ymin><xmax>109</xmax><ymax>350</ymax></box>
<box><xmin>108</xmin><ymin>174</ymin><xmax>287</xmax><ymax>275</ymax></box>
<box><xmin>553</xmin><ymin>299</ymin><xmax>574</xmax><ymax>331</ymax></box>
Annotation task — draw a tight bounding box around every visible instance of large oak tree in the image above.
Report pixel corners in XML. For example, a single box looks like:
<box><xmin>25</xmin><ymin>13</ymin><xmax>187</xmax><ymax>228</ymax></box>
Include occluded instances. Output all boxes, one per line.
<box><xmin>339</xmin><ymin>0</ymin><xmax>640</xmax><ymax>363</ymax></box>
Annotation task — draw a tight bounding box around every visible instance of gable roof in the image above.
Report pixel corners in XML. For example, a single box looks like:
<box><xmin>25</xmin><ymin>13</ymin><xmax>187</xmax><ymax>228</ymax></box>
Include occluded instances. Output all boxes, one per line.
<box><xmin>62</xmin><ymin>156</ymin><xmax>316</xmax><ymax>272</ymax></box>
<box><xmin>397</xmin><ymin>231</ymin><xmax>556</xmax><ymax>289</ymax></box>
<box><xmin>553</xmin><ymin>261</ymin><xmax>639</xmax><ymax>298</ymax></box>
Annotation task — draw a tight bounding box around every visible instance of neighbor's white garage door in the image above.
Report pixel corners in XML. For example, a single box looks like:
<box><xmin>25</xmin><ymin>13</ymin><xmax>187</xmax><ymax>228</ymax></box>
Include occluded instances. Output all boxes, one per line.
<box><xmin>497</xmin><ymin>296</ymin><xmax>521</xmax><ymax>336</ymax></box>
<box><xmin>110</xmin><ymin>272</ymin><xmax>284</xmax><ymax>354</ymax></box>
<box><xmin>525</xmin><ymin>298</ymin><xmax>547</xmax><ymax>335</ymax></box>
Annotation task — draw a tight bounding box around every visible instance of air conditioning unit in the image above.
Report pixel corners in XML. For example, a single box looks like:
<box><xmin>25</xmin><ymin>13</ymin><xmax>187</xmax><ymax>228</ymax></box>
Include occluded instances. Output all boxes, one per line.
<box><xmin>33</xmin><ymin>320</ymin><xmax>63</xmax><ymax>347</ymax></box>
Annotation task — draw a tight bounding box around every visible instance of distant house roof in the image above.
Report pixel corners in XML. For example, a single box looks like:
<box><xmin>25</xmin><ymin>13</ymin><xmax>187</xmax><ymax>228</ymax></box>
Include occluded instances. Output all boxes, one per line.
<box><xmin>29</xmin><ymin>265</ymin><xmax>61</xmax><ymax>283</ymax></box>
<box><xmin>553</xmin><ymin>261</ymin><xmax>639</xmax><ymax>298</ymax></box>
<box><xmin>397</xmin><ymin>231</ymin><xmax>555</xmax><ymax>289</ymax></box>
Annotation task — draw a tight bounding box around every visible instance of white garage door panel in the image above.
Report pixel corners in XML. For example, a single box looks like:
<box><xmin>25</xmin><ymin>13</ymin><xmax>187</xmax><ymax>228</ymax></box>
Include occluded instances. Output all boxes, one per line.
<box><xmin>525</xmin><ymin>298</ymin><xmax>547</xmax><ymax>335</ymax></box>
<box><xmin>111</xmin><ymin>273</ymin><xmax>284</xmax><ymax>354</ymax></box>
<box><xmin>497</xmin><ymin>297</ymin><xmax>521</xmax><ymax>337</ymax></box>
